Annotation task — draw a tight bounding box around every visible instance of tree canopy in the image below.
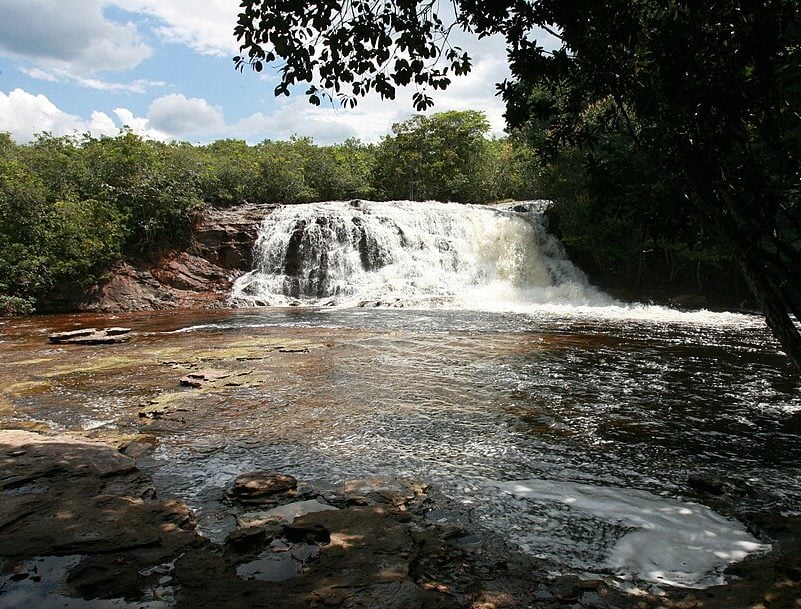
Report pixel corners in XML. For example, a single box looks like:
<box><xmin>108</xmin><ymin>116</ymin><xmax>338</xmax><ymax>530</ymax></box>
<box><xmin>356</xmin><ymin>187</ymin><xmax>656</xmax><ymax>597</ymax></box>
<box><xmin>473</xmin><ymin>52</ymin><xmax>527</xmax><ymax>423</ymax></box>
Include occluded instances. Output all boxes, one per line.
<box><xmin>235</xmin><ymin>0</ymin><xmax>801</xmax><ymax>371</ymax></box>
<box><xmin>0</xmin><ymin>115</ymin><xmax>540</xmax><ymax>315</ymax></box>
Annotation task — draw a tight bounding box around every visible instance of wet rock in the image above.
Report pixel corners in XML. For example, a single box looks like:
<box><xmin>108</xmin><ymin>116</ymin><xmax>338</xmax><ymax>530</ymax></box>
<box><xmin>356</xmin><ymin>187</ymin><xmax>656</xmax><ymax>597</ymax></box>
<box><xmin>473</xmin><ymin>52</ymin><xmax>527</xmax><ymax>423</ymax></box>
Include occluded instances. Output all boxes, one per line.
<box><xmin>227</xmin><ymin>471</ymin><xmax>298</xmax><ymax>504</ymax></box>
<box><xmin>47</xmin><ymin>327</ymin><xmax>99</xmax><ymax>340</ymax></box>
<box><xmin>511</xmin><ymin>203</ymin><xmax>535</xmax><ymax>213</ymax></box>
<box><xmin>48</xmin><ymin>327</ymin><xmax>132</xmax><ymax>344</ymax></box>
<box><xmin>238</xmin><ymin>499</ymin><xmax>338</xmax><ymax>527</ymax></box>
<box><xmin>356</xmin><ymin>298</ymin><xmax>406</xmax><ymax>308</ymax></box>
<box><xmin>119</xmin><ymin>434</ymin><xmax>158</xmax><ymax>459</ymax></box>
<box><xmin>340</xmin><ymin>477</ymin><xmax>430</xmax><ymax>510</ymax></box>
<box><xmin>180</xmin><ymin>368</ymin><xmax>232</xmax><ymax>387</ymax></box>
<box><xmin>226</xmin><ymin>526</ymin><xmax>272</xmax><ymax>551</ymax></box>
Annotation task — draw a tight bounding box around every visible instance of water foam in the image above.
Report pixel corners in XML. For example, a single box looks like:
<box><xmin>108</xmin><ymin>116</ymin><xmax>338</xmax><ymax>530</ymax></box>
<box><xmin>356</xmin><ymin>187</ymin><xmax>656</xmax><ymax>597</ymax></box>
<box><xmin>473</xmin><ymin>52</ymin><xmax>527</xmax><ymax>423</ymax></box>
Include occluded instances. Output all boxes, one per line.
<box><xmin>495</xmin><ymin>479</ymin><xmax>769</xmax><ymax>588</ymax></box>
<box><xmin>231</xmin><ymin>200</ymin><xmax>611</xmax><ymax>309</ymax></box>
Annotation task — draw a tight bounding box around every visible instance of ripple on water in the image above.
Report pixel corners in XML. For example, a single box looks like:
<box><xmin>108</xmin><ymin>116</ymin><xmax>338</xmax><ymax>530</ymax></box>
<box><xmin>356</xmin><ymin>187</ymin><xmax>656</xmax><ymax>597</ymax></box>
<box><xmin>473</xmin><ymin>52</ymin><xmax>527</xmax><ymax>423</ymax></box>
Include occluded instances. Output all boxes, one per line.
<box><xmin>3</xmin><ymin>307</ymin><xmax>799</xmax><ymax>590</ymax></box>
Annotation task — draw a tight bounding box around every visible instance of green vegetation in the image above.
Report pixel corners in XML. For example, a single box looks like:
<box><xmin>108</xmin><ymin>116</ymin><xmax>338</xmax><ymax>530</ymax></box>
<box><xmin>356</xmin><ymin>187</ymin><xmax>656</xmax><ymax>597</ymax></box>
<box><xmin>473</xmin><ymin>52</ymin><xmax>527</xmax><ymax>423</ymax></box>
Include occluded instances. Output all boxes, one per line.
<box><xmin>234</xmin><ymin>0</ymin><xmax>801</xmax><ymax>370</ymax></box>
<box><xmin>0</xmin><ymin>113</ymin><xmax>537</xmax><ymax>315</ymax></box>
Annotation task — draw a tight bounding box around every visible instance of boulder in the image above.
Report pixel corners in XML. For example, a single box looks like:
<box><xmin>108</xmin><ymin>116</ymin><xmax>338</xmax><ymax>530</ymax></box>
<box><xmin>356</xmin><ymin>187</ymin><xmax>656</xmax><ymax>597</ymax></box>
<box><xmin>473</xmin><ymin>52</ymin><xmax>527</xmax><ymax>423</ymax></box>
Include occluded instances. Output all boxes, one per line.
<box><xmin>227</xmin><ymin>471</ymin><xmax>298</xmax><ymax>504</ymax></box>
<box><xmin>0</xmin><ymin>430</ymin><xmax>196</xmax><ymax>559</ymax></box>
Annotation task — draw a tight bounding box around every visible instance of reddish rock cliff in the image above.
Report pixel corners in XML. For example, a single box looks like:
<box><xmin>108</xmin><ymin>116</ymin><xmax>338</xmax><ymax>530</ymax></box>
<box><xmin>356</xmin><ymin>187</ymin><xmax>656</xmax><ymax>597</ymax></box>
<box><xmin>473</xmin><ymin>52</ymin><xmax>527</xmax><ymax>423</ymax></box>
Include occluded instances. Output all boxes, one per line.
<box><xmin>82</xmin><ymin>204</ymin><xmax>272</xmax><ymax>312</ymax></box>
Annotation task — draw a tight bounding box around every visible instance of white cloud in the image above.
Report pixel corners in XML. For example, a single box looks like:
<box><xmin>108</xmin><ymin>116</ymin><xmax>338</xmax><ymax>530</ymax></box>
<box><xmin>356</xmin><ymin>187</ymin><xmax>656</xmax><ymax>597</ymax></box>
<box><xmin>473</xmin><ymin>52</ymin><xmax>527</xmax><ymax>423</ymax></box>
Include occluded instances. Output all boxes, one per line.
<box><xmin>147</xmin><ymin>93</ymin><xmax>226</xmax><ymax>136</ymax></box>
<box><xmin>0</xmin><ymin>89</ymin><xmax>225</xmax><ymax>143</ymax></box>
<box><xmin>0</xmin><ymin>88</ymin><xmax>120</xmax><ymax>142</ymax></box>
<box><xmin>0</xmin><ymin>0</ymin><xmax>151</xmax><ymax>76</ymax></box>
<box><xmin>19</xmin><ymin>66</ymin><xmax>166</xmax><ymax>93</ymax></box>
<box><xmin>88</xmin><ymin>110</ymin><xmax>118</xmax><ymax>134</ymax></box>
<box><xmin>112</xmin><ymin>0</ymin><xmax>239</xmax><ymax>56</ymax></box>
<box><xmin>113</xmin><ymin>107</ymin><xmax>170</xmax><ymax>140</ymax></box>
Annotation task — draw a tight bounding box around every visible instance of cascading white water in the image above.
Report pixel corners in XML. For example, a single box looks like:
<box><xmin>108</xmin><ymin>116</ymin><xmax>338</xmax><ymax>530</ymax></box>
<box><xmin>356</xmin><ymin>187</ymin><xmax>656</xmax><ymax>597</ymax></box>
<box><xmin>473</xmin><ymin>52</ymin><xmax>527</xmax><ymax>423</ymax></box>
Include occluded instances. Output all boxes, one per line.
<box><xmin>231</xmin><ymin>200</ymin><xmax>612</xmax><ymax>309</ymax></box>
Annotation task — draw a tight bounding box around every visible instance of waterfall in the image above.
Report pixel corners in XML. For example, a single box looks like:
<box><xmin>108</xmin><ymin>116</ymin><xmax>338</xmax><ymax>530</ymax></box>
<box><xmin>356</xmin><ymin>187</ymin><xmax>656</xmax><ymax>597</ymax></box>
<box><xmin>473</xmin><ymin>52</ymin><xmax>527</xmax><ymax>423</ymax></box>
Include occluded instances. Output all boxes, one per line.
<box><xmin>230</xmin><ymin>200</ymin><xmax>611</xmax><ymax>309</ymax></box>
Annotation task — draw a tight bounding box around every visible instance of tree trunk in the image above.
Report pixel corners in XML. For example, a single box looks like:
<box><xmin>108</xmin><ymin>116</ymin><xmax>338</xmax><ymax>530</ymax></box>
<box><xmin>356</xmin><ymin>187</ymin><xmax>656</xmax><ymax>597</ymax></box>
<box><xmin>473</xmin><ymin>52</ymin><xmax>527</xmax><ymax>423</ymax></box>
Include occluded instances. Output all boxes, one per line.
<box><xmin>733</xmin><ymin>246</ymin><xmax>801</xmax><ymax>373</ymax></box>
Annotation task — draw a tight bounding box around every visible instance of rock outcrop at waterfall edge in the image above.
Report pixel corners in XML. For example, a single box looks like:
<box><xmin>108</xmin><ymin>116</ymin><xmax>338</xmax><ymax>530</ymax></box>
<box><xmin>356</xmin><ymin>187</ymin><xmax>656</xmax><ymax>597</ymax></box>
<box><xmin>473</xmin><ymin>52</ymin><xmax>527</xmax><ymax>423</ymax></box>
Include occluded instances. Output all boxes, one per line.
<box><xmin>76</xmin><ymin>204</ymin><xmax>273</xmax><ymax>313</ymax></box>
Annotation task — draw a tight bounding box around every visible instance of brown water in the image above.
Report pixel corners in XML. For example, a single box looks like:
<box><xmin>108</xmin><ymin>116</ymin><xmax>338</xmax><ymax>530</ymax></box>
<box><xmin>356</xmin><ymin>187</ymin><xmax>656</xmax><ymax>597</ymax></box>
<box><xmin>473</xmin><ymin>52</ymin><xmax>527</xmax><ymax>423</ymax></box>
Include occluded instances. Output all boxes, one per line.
<box><xmin>2</xmin><ymin>305</ymin><xmax>800</xmax><ymax>589</ymax></box>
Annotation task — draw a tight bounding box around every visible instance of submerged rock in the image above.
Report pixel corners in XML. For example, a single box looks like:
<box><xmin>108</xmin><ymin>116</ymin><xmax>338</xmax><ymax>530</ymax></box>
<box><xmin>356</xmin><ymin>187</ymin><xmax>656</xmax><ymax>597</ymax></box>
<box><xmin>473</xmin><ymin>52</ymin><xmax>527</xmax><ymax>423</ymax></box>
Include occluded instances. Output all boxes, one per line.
<box><xmin>339</xmin><ymin>477</ymin><xmax>430</xmax><ymax>510</ymax></box>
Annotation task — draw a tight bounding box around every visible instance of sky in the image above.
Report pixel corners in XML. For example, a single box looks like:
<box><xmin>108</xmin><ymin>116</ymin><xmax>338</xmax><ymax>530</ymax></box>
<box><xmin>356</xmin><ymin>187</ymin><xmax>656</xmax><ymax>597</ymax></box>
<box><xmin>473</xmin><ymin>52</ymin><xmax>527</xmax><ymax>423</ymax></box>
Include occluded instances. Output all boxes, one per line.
<box><xmin>0</xmin><ymin>0</ymin><xmax>527</xmax><ymax>145</ymax></box>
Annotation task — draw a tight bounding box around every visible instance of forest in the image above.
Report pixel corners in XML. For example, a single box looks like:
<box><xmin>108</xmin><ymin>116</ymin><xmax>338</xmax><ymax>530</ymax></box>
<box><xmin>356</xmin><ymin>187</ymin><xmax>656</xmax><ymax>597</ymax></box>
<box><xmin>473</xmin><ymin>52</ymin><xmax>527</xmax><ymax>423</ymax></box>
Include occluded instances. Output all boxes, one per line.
<box><xmin>0</xmin><ymin>109</ymin><xmax>745</xmax><ymax>317</ymax></box>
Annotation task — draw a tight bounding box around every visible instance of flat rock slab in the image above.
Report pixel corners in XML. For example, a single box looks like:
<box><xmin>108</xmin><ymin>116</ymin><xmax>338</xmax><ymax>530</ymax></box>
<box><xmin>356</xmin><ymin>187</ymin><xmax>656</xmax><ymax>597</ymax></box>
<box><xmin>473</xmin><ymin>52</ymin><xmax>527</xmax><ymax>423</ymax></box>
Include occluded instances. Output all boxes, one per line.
<box><xmin>0</xmin><ymin>430</ymin><xmax>197</xmax><ymax>560</ymax></box>
<box><xmin>179</xmin><ymin>368</ymin><xmax>231</xmax><ymax>387</ymax></box>
<box><xmin>48</xmin><ymin>327</ymin><xmax>132</xmax><ymax>344</ymax></box>
<box><xmin>238</xmin><ymin>499</ymin><xmax>339</xmax><ymax>527</ymax></box>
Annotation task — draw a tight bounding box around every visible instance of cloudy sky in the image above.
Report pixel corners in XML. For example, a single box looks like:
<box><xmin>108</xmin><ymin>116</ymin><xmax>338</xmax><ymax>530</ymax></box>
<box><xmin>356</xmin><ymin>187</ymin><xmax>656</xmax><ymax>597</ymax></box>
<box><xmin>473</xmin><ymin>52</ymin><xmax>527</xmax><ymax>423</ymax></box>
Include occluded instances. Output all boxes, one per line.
<box><xmin>0</xmin><ymin>0</ymin><xmax>527</xmax><ymax>145</ymax></box>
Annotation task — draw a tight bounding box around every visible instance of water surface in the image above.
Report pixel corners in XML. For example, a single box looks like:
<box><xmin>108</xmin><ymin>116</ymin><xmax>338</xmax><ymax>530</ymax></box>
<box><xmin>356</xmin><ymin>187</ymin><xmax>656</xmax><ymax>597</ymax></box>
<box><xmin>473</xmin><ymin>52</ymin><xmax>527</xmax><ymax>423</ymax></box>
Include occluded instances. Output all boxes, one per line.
<box><xmin>2</xmin><ymin>305</ymin><xmax>799</xmax><ymax>589</ymax></box>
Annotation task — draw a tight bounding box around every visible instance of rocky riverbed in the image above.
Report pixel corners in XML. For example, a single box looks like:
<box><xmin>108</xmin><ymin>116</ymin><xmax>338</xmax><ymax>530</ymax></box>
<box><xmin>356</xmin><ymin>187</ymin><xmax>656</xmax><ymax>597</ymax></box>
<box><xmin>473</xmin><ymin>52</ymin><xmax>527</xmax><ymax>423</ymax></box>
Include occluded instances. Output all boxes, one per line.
<box><xmin>1</xmin><ymin>309</ymin><xmax>800</xmax><ymax>608</ymax></box>
<box><xmin>2</xmin><ymin>429</ymin><xmax>801</xmax><ymax>609</ymax></box>
<box><xmin>0</xmin><ymin>429</ymin><xmax>614</xmax><ymax>608</ymax></box>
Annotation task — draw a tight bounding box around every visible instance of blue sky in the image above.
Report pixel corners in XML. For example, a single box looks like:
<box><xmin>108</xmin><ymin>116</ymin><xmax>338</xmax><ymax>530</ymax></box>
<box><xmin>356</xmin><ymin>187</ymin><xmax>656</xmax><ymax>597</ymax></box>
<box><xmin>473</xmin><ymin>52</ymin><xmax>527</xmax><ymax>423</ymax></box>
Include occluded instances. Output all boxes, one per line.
<box><xmin>0</xmin><ymin>0</ymin><xmax>518</xmax><ymax>145</ymax></box>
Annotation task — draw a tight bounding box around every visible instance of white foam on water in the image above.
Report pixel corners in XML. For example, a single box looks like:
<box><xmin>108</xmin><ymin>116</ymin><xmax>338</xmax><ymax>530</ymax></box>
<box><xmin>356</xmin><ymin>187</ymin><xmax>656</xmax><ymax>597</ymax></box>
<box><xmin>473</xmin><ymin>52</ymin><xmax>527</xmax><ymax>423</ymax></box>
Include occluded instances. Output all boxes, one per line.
<box><xmin>231</xmin><ymin>200</ymin><xmax>607</xmax><ymax>307</ymax></box>
<box><xmin>229</xmin><ymin>200</ymin><xmax>761</xmax><ymax>328</ymax></box>
<box><xmin>495</xmin><ymin>479</ymin><xmax>770</xmax><ymax>588</ymax></box>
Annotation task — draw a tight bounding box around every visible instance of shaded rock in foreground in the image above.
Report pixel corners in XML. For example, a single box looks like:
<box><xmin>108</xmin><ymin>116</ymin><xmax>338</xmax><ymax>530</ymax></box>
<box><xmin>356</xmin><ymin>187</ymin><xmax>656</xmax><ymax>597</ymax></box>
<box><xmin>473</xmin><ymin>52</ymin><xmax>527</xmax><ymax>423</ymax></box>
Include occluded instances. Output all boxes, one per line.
<box><xmin>0</xmin><ymin>430</ymin><xmax>196</xmax><ymax>560</ymax></box>
<box><xmin>3</xmin><ymin>430</ymin><xmax>797</xmax><ymax>609</ymax></box>
<box><xmin>226</xmin><ymin>471</ymin><xmax>299</xmax><ymax>504</ymax></box>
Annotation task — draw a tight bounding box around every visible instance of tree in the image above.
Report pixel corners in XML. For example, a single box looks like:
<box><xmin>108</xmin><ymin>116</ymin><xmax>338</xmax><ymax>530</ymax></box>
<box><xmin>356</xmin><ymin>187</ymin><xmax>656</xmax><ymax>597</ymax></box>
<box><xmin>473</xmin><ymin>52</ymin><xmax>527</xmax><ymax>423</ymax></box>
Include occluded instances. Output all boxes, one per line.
<box><xmin>235</xmin><ymin>0</ymin><xmax>801</xmax><ymax>372</ymax></box>
<box><xmin>199</xmin><ymin>139</ymin><xmax>260</xmax><ymax>206</ymax></box>
<box><xmin>373</xmin><ymin>110</ymin><xmax>490</xmax><ymax>202</ymax></box>
<box><xmin>81</xmin><ymin>132</ymin><xmax>204</xmax><ymax>253</ymax></box>
<box><xmin>303</xmin><ymin>138</ymin><xmax>376</xmax><ymax>201</ymax></box>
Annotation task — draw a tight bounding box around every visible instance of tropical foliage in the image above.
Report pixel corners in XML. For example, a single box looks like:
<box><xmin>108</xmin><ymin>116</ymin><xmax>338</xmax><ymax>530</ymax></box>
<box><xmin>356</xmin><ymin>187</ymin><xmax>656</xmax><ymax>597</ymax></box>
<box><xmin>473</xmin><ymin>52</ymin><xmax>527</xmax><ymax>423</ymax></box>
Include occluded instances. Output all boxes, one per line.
<box><xmin>0</xmin><ymin>113</ymin><xmax>537</xmax><ymax>314</ymax></box>
<box><xmin>234</xmin><ymin>0</ymin><xmax>801</xmax><ymax>369</ymax></box>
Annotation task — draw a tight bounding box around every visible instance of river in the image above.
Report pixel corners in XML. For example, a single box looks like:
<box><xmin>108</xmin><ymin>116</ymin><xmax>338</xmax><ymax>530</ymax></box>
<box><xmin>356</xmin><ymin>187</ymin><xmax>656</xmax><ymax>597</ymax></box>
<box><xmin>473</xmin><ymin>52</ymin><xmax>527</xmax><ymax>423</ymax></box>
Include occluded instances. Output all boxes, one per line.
<box><xmin>2</xmin><ymin>303</ymin><xmax>799</xmax><ymax>591</ymax></box>
<box><xmin>2</xmin><ymin>201</ymin><xmax>800</xmax><ymax>594</ymax></box>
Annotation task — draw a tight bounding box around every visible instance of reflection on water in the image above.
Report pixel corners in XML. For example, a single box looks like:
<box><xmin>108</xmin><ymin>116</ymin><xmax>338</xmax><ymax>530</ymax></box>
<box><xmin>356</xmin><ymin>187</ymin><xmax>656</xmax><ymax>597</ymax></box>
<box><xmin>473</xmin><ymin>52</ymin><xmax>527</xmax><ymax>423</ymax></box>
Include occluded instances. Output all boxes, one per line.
<box><xmin>1</xmin><ymin>305</ymin><xmax>800</xmax><ymax>588</ymax></box>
